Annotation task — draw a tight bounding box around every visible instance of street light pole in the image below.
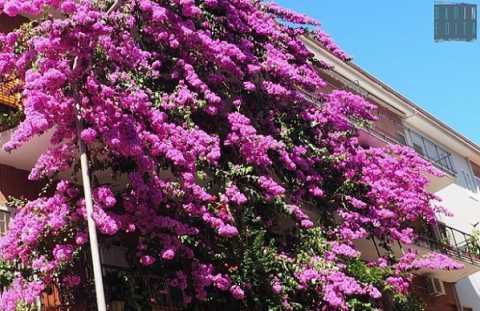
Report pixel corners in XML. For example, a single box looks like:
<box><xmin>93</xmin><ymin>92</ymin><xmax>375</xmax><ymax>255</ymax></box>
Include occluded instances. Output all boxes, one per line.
<box><xmin>73</xmin><ymin>57</ymin><xmax>107</xmax><ymax>311</ymax></box>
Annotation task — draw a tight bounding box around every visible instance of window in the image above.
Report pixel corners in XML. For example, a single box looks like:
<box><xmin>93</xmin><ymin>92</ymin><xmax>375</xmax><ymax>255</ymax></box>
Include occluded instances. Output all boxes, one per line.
<box><xmin>445</xmin><ymin>22</ymin><xmax>450</xmax><ymax>35</ymax></box>
<box><xmin>475</xmin><ymin>176</ymin><xmax>480</xmax><ymax>190</ymax></box>
<box><xmin>454</xmin><ymin>7</ymin><xmax>459</xmax><ymax>19</ymax></box>
<box><xmin>445</xmin><ymin>7</ymin><xmax>449</xmax><ymax>19</ymax></box>
<box><xmin>472</xmin><ymin>7</ymin><xmax>476</xmax><ymax>19</ymax></box>
<box><xmin>435</xmin><ymin>6</ymin><xmax>440</xmax><ymax>20</ymax></box>
<box><xmin>397</xmin><ymin>133</ymin><xmax>407</xmax><ymax>146</ymax></box>
<box><xmin>412</xmin><ymin>143</ymin><xmax>424</xmax><ymax>156</ymax></box>
<box><xmin>461</xmin><ymin>170</ymin><xmax>477</xmax><ymax>192</ymax></box>
<box><xmin>407</xmin><ymin>129</ymin><xmax>456</xmax><ymax>174</ymax></box>
<box><xmin>0</xmin><ymin>210</ymin><xmax>10</xmax><ymax>235</ymax></box>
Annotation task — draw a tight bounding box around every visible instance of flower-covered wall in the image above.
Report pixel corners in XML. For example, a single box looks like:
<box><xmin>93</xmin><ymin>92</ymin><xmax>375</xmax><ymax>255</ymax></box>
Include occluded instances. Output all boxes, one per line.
<box><xmin>0</xmin><ymin>0</ymin><xmax>463</xmax><ymax>310</ymax></box>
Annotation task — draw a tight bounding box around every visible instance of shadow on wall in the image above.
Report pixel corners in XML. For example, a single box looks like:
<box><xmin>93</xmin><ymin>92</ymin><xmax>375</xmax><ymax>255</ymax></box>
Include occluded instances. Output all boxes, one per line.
<box><xmin>0</xmin><ymin>13</ymin><xmax>27</xmax><ymax>33</ymax></box>
<box><xmin>0</xmin><ymin>164</ymin><xmax>43</xmax><ymax>204</ymax></box>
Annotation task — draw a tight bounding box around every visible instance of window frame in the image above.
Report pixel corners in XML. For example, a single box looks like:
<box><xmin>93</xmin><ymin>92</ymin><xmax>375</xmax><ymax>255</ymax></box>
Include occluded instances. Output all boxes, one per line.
<box><xmin>0</xmin><ymin>208</ymin><xmax>10</xmax><ymax>236</ymax></box>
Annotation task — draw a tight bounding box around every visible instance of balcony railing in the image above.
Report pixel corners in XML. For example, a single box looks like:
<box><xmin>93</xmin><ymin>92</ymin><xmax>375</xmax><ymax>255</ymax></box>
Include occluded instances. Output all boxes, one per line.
<box><xmin>0</xmin><ymin>78</ymin><xmax>22</xmax><ymax>132</ymax></box>
<box><xmin>0</xmin><ymin>79</ymin><xmax>21</xmax><ymax>109</ymax></box>
<box><xmin>363</xmin><ymin>126</ymin><xmax>403</xmax><ymax>146</ymax></box>
<box><xmin>417</xmin><ymin>223</ymin><xmax>480</xmax><ymax>266</ymax></box>
<box><xmin>366</xmin><ymin>223</ymin><xmax>480</xmax><ymax>268</ymax></box>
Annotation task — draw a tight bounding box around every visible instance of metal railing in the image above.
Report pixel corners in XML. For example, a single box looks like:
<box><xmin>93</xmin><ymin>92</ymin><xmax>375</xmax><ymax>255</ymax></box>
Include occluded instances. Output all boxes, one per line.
<box><xmin>417</xmin><ymin>223</ymin><xmax>480</xmax><ymax>266</ymax></box>
<box><xmin>369</xmin><ymin>223</ymin><xmax>480</xmax><ymax>266</ymax></box>
<box><xmin>429</xmin><ymin>154</ymin><xmax>457</xmax><ymax>176</ymax></box>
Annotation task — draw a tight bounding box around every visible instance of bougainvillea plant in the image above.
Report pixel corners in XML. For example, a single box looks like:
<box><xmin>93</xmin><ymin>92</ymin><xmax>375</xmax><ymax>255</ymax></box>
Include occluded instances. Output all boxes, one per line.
<box><xmin>0</xmin><ymin>0</ymin><xmax>462</xmax><ymax>310</ymax></box>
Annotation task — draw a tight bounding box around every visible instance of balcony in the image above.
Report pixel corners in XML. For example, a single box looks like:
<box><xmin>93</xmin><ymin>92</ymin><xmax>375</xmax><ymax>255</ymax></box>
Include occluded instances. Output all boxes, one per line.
<box><xmin>360</xmin><ymin>126</ymin><xmax>456</xmax><ymax>174</ymax></box>
<box><xmin>418</xmin><ymin>223</ymin><xmax>480</xmax><ymax>264</ymax></box>
<box><xmin>358</xmin><ymin>126</ymin><xmax>402</xmax><ymax>148</ymax></box>
<box><xmin>0</xmin><ymin>78</ymin><xmax>21</xmax><ymax>109</ymax></box>
<box><xmin>0</xmin><ymin>78</ymin><xmax>22</xmax><ymax>133</ymax></box>
<box><xmin>0</xmin><ymin>78</ymin><xmax>49</xmax><ymax>170</ymax></box>
<box><xmin>359</xmin><ymin>126</ymin><xmax>457</xmax><ymax>192</ymax></box>
<box><xmin>355</xmin><ymin>223</ymin><xmax>480</xmax><ymax>282</ymax></box>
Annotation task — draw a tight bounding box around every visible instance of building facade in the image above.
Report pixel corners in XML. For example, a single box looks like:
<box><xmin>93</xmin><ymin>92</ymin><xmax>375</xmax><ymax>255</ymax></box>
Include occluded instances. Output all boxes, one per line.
<box><xmin>304</xmin><ymin>35</ymin><xmax>480</xmax><ymax>310</ymax></box>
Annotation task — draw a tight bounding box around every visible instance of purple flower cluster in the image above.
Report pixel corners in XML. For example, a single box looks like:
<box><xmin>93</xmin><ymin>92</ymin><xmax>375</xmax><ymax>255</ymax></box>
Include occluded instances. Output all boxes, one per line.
<box><xmin>0</xmin><ymin>278</ymin><xmax>44</xmax><ymax>311</ymax></box>
<box><xmin>313</xmin><ymin>30</ymin><xmax>352</xmax><ymax>62</ymax></box>
<box><xmin>226</xmin><ymin>112</ymin><xmax>284</xmax><ymax>166</ymax></box>
<box><xmin>258</xmin><ymin>176</ymin><xmax>285</xmax><ymax>200</ymax></box>
<box><xmin>265</xmin><ymin>2</ymin><xmax>321</xmax><ymax>26</ymax></box>
<box><xmin>296</xmin><ymin>268</ymin><xmax>381</xmax><ymax>310</ymax></box>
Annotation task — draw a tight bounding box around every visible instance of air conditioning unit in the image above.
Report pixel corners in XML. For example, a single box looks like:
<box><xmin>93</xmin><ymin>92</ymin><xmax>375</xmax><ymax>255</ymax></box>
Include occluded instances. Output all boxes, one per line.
<box><xmin>425</xmin><ymin>276</ymin><xmax>446</xmax><ymax>296</ymax></box>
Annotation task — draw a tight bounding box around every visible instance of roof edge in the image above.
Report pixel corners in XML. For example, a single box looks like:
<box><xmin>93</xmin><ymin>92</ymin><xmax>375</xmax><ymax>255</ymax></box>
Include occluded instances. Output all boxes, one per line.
<box><xmin>303</xmin><ymin>35</ymin><xmax>480</xmax><ymax>155</ymax></box>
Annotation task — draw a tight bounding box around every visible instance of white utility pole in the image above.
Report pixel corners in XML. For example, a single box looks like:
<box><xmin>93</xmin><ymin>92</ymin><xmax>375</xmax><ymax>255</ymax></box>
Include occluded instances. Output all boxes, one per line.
<box><xmin>71</xmin><ymin>3</ymin><xmax>120</xmax><ymax>309</ymax></box>
<box><xmin>73</xmin><ymin>57</ymin><xmax>107</xmax><ymax>311</ymax></box>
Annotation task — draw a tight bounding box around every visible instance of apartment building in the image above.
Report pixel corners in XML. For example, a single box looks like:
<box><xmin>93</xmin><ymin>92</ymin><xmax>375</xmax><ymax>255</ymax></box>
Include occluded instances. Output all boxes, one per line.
<box><xmin>304</xmin><ymin>36</ymin><xmax>480</xmax><ymax>311</ymax></box>
<box><xmin>2</xmin><ymin>10</ymin><xmax>480</xmax><ymax>310</ymax></box>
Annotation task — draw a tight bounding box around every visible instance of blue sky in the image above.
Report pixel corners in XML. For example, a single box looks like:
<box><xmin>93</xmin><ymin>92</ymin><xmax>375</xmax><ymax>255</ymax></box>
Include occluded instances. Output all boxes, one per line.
<box><xmin>276</xmin><ymin>0</ymin><xmax>480</xmax><ymax>144</ymax></box>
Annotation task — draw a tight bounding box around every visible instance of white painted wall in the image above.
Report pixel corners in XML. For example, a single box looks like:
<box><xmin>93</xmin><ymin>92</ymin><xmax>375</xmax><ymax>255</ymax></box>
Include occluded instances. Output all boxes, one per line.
<box><xmin>435</xmin><ymin>149</ymin><xmax>480</xmax><ymax>233</ymax></box>
<box><xmin>403</xmin><ymin>126</ymin><xmax>480</xmax><ymax>309</ymax></box>
<box><xmin>404</xmin><ymin>127</ymin><xmax>480</xmax><ymax>233</ymax></box>
<box><xmin>457</xmin><ymin>274</ymin><xmax>480</xmax><ymax>311</ymax></box>
<box><xmin>0</xmin><ymin>128</ymin><xmax>51</xmax><ymax>170</ymax></box>
<box><xmin>436</xmin><ymin>184</ymin><xmax>480</xmax><ymax>235</ymax></box>
<box><xmin>431</xmin><ymin>147</ymin><xmax>480</xmax><ymax>310</ymax></box>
